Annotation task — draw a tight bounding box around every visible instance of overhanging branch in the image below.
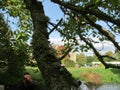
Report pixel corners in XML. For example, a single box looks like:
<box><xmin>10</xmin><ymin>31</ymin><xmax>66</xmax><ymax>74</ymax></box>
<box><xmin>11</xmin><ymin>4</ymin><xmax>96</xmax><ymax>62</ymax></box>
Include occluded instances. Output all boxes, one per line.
<box><xmin>84</xmin><ymin>15</ymin><xmax>120</xmax><ymax>51</ymax></box>
<box><xmin>76</xmin><ymin>28</ymin><xmax>120</xmax><ymax>69</ymax></box>
<box><xmin>102</xmin><ymin>55</ymin><xmax>116</xmax><ymax>60</ymax></box>
<box><xmin>51</xmin><ymin>0</ymin><xmax>120</xmax><ymax>27</ymax></box>
<box><xmin>58</xmin><ymin>47</ymin><xmax>72</xmax><ymax>61</ymax></box>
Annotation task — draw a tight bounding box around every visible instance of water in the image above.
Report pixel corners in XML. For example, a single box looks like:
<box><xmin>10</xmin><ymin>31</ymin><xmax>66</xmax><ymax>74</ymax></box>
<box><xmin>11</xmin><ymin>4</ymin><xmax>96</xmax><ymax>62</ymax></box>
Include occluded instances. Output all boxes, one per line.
<box><xmin>90</xmin><ymin>83</ymin><xmax>120</xmax><ymax>90</ymax></box>
<box><xmin>71</xmin><ymin>83</ymin><xmax>120</xmax><ymax>90</ymax></box>
<box><xmin>96</xmin><ymin>83</ymin><xmax>120</xmax><ymax>90</ymax></box>
<box><xmin>79</xmin><ymin>81</ymin><xmax>89</xmax><ymax>90</ymax></box>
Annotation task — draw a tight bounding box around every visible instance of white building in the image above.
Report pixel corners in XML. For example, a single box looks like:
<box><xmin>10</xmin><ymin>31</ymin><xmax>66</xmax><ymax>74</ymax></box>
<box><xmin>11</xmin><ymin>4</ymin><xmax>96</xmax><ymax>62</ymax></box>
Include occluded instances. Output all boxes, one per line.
<box><xmin>92</xmin><ymin>61</ymin><xmax>120</xmax><ymax>67</ymax></box>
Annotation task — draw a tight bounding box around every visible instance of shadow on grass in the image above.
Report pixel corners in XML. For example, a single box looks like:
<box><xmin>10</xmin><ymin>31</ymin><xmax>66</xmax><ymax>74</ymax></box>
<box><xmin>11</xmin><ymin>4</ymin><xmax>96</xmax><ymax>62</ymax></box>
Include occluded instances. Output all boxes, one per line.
<box><xmin>110</xmin><ymin>68</ymin><xmax>120</xmax><ymax>74</ymax></box>
<box><xmin>110</xmin><ymin>68</ymin><xmax>120</xmax><ymax>83</ymax></box>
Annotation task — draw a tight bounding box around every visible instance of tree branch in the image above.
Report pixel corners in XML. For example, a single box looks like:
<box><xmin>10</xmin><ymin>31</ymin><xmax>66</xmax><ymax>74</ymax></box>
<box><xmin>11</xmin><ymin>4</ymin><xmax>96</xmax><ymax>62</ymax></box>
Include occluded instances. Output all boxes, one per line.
<box><xmin>84</xmin><ymin>15</ymin><xmax>120</xmax><ymax>51</ymax></box>
<box><xmin>51</xmin><ymin>0</ymin><xmax>87</xmax><ymax>14</ymax></box>
<box><xmin>58</xmin><ymin>47</ymin><xmax>72</xmax><ymax>61</ymax></box>
<box><xmin>88</xmin><ymin>8</ymin><xmax>120</xmax><ymax>27</ymax></box>
<box><xmin>76</xmin><ymin>28</ymin><xmax>120</xmax><ymax>69</ymax></box>
<box><xmin>51</xmin><ymin>0</ymin><xmax>120</xmax><ymax>27</ymax></box>
<box><xmin>101</xmin><ymin>55</ymin><xmax>116</xmax><ymax>60</ymax></box>
<box><xmin>48</xmin><ymin>18</ymin><xmax>63</xmax><ymax>35</ymax></box>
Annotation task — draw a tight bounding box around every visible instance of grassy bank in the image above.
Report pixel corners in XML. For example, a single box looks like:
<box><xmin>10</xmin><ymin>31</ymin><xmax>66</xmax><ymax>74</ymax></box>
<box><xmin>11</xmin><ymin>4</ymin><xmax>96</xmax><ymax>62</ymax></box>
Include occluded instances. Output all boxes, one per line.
<box><xmin>25</xmin><ymin>67</ymin><xmax>120</xmax><ymax>84</ymax></box>
<box><xmin>24</xmin><ymin>67</ymin><xmax>120</xmax><ymax>89</ymax></box>
<box><xmin>67</xmin><ymin>67</ymin><xmax>120</xmax><ymax>83</ymax></box>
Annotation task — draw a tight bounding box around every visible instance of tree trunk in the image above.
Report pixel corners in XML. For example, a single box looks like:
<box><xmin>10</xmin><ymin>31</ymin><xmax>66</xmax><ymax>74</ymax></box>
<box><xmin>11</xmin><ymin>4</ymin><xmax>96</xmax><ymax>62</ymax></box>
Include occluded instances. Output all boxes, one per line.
<box><xmin>24</xmin><ymin>0</ymin><xmax>77</xmax><ymax>90</ymax></box>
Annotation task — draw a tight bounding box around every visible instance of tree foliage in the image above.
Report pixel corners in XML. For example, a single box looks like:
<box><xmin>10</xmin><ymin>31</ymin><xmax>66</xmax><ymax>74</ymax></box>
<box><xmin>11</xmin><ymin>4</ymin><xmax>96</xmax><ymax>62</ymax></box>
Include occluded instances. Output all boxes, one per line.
<box><xmin>51</xmin><ymin>0</ymin><xmax>120</xmax><ymax>68</ymax></box>
<box><xmin>76</xmin><ymin>53</ymin><xmax>87</xmax><ymax>66</ymax></box>
<box><xmin>104</xmin><ymin>51</ymin><xmax>114</xmax><ymax>62</ymax></box>
<box><xmin>0</xmin><ymin>0</ymin><xmax>31</xmax><ymax>85</ymax></box>
<box><xmin>62</xmin><ymin>58</ymin><xmax>75</xmax><ymax>67</ymax></box>
<box><xmin>0</xmin><ymin>14</ymin><xmax>12</xmax><ymax>68</ymax></box>
<box><xmin>24</xmin><ymin>0</ymin><xmax>77</xmax><ymax>89</ymax></box>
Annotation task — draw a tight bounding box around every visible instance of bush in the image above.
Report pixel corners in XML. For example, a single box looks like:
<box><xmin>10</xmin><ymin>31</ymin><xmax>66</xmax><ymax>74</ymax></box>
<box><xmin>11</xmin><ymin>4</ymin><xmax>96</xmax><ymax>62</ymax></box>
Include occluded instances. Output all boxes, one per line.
<box><xmin>0</xmin><ymin>66</ymin><xmax>47</xmax><ymax>90</ymax></box>
<box><xmin>25</xmin><ymin>66</ymin><xmax>47</xmax><ymax>90</ymax></box>
<box><xmin>62</xmin><ymin>58</ymin><xmax>75</xmax><ymax>67</ymax></box>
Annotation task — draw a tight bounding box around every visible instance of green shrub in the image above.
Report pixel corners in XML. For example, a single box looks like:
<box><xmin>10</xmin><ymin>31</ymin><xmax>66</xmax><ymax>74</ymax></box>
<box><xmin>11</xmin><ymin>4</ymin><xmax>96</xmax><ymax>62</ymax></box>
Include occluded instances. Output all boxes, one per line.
<box><xmin>0</xmin><ymin>66</ymin><xmax>46</xmax><ymax>90</ymax></box>
<box><xmin>62</xmin><ymin>58</ymin><xmax>75</xmax><ymax>67</ymax></box>
<box><xmin>25</xmin><ymin>66</ymin><xmax>46</xmax><ymax>90</ymax></box>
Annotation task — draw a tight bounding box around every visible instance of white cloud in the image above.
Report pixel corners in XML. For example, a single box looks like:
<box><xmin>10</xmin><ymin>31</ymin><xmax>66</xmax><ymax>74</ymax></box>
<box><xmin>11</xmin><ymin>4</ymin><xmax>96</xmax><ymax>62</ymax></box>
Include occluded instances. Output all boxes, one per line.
<box><xmin>49</xmin><ymin>38</ymin><xmax>64</xmax><ymax>45</ymax></box>
<box><xmin>94</xmin><ymin>41</ymin><xmax>115</xmax><ymax>52</ymax></box>
<box><xmin>49</xmin><ymin>37</ymin><xmax>116</xmax><ymax>56</ymax></box>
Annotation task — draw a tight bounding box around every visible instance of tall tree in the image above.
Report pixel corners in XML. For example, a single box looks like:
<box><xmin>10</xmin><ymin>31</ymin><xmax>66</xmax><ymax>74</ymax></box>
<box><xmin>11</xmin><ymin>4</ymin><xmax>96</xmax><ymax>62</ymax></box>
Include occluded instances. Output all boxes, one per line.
<box><xmin>24</xmin><ymin>0</ymin><xmax>77</xmax><ymax>90</ymax></box>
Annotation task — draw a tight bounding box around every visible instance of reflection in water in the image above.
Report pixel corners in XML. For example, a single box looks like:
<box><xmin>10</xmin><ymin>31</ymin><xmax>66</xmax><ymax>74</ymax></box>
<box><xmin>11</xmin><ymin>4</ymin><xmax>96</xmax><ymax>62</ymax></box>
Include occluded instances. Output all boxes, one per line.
<box><xmin>96</xmin><ymin>83</ymin><xmax>120</xmax><ymax>90</ymax></box>
<box><xmin>71</xmin><ymin>82</ymin><xmax>120</xmax><ymax>90</ymax></box>
<box><xmin>89</xmin><ymin>83</ymin><xmax>120</xmax><ymax>90</ymax></box>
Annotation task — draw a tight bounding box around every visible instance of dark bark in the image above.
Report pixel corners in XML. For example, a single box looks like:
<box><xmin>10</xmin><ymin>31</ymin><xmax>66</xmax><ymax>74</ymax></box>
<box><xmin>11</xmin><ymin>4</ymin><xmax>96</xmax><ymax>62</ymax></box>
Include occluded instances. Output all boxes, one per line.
<box><xmin>24</xmin><ymin>0</ymin><xmax>77</xmax><ymax>90</ymax></box>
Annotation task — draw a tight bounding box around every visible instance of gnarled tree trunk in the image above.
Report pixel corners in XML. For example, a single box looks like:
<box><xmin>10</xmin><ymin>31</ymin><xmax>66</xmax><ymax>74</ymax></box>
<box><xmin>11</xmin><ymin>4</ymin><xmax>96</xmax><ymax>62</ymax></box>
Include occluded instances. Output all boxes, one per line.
<box><xmin>24</xmin><ymin>0</ymin><xmax>77</xmax><ymax>90</ymax></box>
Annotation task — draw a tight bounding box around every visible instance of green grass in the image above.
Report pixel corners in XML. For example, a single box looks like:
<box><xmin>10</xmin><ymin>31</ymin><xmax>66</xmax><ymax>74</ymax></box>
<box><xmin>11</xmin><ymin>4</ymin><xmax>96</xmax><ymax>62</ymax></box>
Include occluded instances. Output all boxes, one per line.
<box><xmin>23</xmin><ymin>67</ymin><xmax>120</xmax><ymax>89</ymax></box>
<box><xmin>25</xmin><ymin>67</ymin><xmax>120</xmax><ymax>84</ymax></box>
<box><xmin>67</xmin><ymin>67</ymin><xmax>120</xmax><ymax>83</ymax></box>
<box><xmin>25</xmin><ymin>66</ymin><xmax>47</xmax><ymax>90</ymax></box>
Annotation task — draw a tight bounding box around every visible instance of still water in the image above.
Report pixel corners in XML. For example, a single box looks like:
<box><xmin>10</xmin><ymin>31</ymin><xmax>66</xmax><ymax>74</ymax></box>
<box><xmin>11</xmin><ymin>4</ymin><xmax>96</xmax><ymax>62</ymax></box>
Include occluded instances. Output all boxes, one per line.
<box><xmin>90</xmin><ymin>83</ymin><xmax>120</xmax><ymax>90</ymax></box>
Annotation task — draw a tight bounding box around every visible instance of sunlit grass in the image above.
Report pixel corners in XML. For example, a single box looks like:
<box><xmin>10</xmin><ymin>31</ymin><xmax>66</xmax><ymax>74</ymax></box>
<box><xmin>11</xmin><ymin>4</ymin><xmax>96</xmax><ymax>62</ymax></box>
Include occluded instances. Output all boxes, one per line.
<box><xmin>25</xmin><ymin>67</ymin><xmax>120</xmax><ymax>84</ymax></box>
<box><xmin>67</xmin><ymin>67</ymin><xmax>120</xmax><ymax>83</ymax></box>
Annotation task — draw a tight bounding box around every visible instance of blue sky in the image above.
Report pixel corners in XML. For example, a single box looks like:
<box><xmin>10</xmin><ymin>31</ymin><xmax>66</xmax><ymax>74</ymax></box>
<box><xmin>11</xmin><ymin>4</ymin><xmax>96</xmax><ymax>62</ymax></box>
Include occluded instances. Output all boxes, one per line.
<box><xmin>43</xmin><ymin>0</ymin><xmax>64</xmax><ymax>22</ymax></box>
<box><xmin>43</xmin><ymin>0</ymin><xmax>64</xmax><ymax>38</ymax></box>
